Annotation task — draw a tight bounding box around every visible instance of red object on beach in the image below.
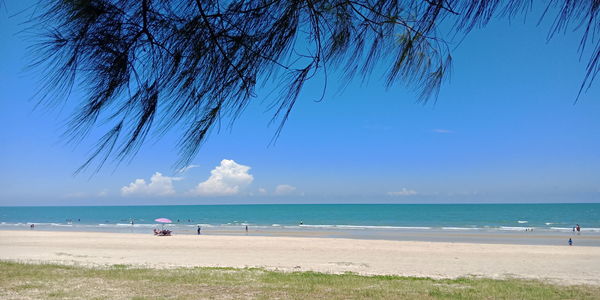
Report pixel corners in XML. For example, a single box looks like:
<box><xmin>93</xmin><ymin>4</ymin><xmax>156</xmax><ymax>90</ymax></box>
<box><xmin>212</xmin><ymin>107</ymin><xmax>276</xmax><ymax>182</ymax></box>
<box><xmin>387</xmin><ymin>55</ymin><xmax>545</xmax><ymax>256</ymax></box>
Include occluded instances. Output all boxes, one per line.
<box><xmin>154</xmin><ymin>218</ymin><xmax>172</xmax><ymax>223</ymax></box>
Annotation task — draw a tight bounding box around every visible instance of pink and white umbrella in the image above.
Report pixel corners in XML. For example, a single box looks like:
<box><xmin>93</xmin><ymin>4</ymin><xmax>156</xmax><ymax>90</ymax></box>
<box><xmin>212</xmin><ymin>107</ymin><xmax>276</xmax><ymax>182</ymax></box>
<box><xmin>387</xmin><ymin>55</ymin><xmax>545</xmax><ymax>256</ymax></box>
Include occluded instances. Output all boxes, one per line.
<box><xmin>155</xmin><ymin>218</ymin><xmax>172</xmax><ymax>230</ymax></box>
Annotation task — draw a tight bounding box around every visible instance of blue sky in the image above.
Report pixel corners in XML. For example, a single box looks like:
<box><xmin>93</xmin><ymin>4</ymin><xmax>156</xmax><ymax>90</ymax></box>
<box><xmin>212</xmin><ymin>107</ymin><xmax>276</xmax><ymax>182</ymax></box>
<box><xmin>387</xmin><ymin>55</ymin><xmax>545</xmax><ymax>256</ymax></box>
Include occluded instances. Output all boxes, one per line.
<box><xmin>0</xmin><ymin>2</ymin><xmax>599</xmax><ymax>205</ymax></box>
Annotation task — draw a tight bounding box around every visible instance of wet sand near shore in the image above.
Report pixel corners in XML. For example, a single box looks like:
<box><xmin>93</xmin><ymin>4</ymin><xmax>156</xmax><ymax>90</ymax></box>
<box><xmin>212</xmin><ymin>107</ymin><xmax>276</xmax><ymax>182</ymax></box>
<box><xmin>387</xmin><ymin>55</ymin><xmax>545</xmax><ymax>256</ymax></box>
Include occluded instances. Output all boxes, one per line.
<box><xmin>4</xmin><ymin>224</ymin><xmax>600</xmax><ymax>246</ymax></box>
<box><xmin>211</xmin><ymin>228</ymin><xmax>600</xmax><ymax>246</ymax></box>
<box><xmin>1</xmin><ymin>230</ymin><xmax>599</xmax><ymax>286</ymax></box>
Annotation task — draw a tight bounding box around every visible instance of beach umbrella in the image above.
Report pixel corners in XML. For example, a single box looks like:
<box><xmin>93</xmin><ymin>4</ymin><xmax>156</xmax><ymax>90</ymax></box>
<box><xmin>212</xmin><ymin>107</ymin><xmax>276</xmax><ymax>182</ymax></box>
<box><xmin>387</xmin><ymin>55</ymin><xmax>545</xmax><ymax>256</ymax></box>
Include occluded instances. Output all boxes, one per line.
<box><xmin>155</xmin><ymin>218</ymin><xmax>172</xmax><ymax>230</ymax></box>
<box><xmin>154</xmin><ymin>218</ymin><xmax>172</xmax><ymax>223</ymax></box>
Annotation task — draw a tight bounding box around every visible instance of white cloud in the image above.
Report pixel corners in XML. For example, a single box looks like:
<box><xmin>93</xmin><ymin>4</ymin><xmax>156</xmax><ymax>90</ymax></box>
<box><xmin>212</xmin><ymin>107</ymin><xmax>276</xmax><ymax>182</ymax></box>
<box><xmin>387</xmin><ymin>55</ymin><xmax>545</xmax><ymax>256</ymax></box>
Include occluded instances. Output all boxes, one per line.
<box><xmin>387</xmin><ymin>188</ymin><xmax>418</xmax><ymax>196</ymax></box>
<box><xmin>258</xmin><ymin>188</ymin><xmax>268</xmax><ymax>195</ymax></box>
<box><xmin>274</xmin><ymin>184</ymin><xmax>297</xmax><ymax>195</ymax></box>
<box><xmin>190</xmin><ymin>159</ymin><xmax>254</xmax><ymax>196</ymax></box>
<box><xmin>121</xmin><ymin>172</ymin><xmax>182</xmax><ymax>196</ymax></box>
<box><xmin>97</xmin><ymin>189</ymin><xmax>108</xmax><ymax>197</ymax></box>
<box><xmin>177</xmin><ymin>164</ymin><xmax>200</xmax><ymax>174</ymax></box>
<box><xmin>432</xmin><ymin>129</ymin><xmax>454</xmax><ymax>134</ymax></box>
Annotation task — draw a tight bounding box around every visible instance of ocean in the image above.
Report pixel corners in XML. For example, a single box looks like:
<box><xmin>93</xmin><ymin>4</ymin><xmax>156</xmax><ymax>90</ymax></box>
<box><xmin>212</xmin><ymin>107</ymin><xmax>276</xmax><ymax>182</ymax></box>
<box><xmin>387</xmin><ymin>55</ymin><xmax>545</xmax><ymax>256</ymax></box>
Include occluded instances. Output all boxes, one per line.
<box><xmin>1</xmin><ymin>203</ymin><xmax>598</xmax><ymax>232</ymax></box>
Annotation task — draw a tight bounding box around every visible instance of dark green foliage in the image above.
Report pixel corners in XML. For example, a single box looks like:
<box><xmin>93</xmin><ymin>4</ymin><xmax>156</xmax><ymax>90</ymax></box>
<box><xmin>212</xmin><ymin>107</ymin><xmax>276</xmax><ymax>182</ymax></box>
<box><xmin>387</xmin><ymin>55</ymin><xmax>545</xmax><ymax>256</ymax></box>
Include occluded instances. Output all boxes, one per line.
<box><xmin>29</xmin><ymin>0</ymin><xmax>600</xmax><ymax>171</ymax></box>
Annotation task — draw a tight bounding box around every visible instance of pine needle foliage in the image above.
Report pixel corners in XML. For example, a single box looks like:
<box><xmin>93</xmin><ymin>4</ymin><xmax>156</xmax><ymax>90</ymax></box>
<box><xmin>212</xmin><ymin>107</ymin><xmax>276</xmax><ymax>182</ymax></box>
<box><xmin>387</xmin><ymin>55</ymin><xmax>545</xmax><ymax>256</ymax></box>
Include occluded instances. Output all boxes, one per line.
<box><xmin>29</xmin><ymin>0</ymin><xmax>600</xmax><ymax>171</ymax></box>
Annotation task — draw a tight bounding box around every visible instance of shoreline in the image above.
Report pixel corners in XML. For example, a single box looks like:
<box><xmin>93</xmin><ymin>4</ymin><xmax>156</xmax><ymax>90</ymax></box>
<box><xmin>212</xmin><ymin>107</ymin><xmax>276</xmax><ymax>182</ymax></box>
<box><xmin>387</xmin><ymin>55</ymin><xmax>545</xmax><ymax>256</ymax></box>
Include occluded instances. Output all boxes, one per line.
<box><xmin>1</xmin><ymin>230</ymin><xmax>599</xmax><ymax>286</ymax></box>
<box><xmin>3</xmin><ymin>224</ymin><xmax>600</xmax><ymax>247</ymax></box>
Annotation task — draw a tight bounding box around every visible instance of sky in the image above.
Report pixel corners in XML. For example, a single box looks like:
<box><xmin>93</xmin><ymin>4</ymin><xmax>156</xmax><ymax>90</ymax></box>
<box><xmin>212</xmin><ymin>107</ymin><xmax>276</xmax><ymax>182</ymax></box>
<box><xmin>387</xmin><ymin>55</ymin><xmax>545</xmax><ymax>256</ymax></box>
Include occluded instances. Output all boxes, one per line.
<box><xmin>0</xmin><ymin>2</ymin><xmax>599</xmax><ymax>205</ymax></box>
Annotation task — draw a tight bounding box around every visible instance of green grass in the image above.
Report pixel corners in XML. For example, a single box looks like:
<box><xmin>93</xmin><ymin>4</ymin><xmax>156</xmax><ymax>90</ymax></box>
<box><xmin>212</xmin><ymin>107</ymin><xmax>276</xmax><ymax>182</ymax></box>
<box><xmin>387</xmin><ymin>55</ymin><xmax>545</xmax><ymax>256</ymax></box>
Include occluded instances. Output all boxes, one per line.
<box><xmin>0</xmin><ymin>261</ymin><xmax>598</xmax><ymax>299</ymax></box>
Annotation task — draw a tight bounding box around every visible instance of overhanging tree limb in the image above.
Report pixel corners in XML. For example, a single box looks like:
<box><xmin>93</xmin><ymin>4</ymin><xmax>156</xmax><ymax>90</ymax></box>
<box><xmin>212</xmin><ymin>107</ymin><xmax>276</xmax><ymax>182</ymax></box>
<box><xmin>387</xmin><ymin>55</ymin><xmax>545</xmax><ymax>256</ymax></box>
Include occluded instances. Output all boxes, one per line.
<box><xmin>28</xmin><ymin>0</ymin><xmax>600</xmax><ymax>172</ymax></box>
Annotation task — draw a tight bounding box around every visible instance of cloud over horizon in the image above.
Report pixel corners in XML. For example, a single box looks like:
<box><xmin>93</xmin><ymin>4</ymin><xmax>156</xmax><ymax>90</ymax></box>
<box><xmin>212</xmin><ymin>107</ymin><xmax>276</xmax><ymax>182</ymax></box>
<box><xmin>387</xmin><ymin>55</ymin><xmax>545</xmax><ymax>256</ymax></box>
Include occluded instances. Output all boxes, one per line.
<box><xmin>121</xmin><ymin>172</ymin><xmax>182</xmax><ymax>196</ymax></box>
<box><xmin>274</xmin><ymin>184</ymin><xmax>297</xmax><ymax>195</ymax></box>
<box><xmin>190</xmin><ymin>159</ymin><xmax>254</xmax><ymax>196</ymax></box>
<box><xmin>387</xmin><ymin>188</ymin><xmax>418</xmax><ymax>196</ymax></box>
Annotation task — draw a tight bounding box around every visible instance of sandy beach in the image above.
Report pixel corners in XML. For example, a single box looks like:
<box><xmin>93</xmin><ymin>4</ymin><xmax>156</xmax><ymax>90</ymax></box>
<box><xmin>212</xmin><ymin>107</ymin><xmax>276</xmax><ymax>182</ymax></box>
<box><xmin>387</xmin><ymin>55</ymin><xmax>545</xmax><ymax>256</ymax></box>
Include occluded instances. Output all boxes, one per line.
<box><xmin>1</xmin><ymin>230</ymin><xmax>599</xmax><ymax>286</ymax></box>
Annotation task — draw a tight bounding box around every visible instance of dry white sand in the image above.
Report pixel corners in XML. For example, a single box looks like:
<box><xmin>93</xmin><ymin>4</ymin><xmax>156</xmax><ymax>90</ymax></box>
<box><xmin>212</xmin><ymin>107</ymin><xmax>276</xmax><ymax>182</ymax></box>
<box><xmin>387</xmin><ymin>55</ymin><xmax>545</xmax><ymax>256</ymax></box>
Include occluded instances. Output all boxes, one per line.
<box><xmin>1</xmin><ymin>230</ymin><xmax>599</xmax><ymax>285</ymax></box>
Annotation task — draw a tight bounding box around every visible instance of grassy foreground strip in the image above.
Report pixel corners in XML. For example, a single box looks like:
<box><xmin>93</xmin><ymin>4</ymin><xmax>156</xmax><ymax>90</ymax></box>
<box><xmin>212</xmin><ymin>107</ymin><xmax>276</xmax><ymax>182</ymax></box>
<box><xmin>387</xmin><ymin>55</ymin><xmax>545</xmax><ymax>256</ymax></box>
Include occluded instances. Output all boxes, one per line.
<box><xmin>1</xmin><ymin>261</ymin><xmax>599</xmax><ymax>300</ymax></box>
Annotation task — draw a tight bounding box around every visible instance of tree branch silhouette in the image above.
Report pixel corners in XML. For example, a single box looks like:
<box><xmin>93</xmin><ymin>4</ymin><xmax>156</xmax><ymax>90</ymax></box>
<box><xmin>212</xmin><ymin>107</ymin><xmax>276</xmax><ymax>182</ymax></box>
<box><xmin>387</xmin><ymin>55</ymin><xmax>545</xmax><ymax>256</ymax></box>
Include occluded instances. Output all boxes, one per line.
<box><xmin>28</xmin><ymin>0</ymin><xmax>600</xmax><ymax>172</ymax></box>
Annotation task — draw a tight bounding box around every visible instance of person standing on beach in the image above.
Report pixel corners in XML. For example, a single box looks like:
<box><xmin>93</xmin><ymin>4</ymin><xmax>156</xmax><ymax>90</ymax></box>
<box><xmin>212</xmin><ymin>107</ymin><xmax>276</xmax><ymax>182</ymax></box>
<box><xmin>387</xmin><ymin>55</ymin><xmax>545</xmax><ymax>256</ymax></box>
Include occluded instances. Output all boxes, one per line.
<box><xmin>197</xmin><ymin>225</ymin><xmax>201</xmax><ymax>235</ymax></box>
<box><xmin>245</xmin><ymin>225</ymin><xmax>248</xmax><ymax>233</ymax></box>
<box><xmin>576</xmin><ymin>224</ymin><xmax>581</xmax><ymax>234</ymax></box>
<box><xmin>569</xmin><ymin>238</ymin><xmax>573</xmax><ymax>246</ymax></box>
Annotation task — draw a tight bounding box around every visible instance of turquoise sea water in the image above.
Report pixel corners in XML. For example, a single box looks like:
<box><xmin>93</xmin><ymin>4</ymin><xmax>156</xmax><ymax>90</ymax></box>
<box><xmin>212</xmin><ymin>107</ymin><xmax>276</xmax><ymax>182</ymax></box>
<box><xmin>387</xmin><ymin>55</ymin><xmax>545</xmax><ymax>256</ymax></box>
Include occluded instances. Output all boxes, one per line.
<box><xmin>1</xmin><ymin>204</ymin><xmax>599</xmax><ymax>232</ymax></box>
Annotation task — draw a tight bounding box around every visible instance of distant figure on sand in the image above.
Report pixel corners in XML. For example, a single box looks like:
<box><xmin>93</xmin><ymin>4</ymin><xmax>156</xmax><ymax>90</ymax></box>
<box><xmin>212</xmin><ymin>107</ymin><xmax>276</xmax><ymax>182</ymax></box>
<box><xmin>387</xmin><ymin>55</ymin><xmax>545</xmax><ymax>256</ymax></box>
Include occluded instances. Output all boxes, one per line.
<box><xmin>245</xmin><ymin>225</ymin><xmax>248</xmax><ymax>233</ymax></box>
<box><xmin>197</xmin><ymin>225</ymin><xmax>201</xmax><ymax>235</ymax></box>
<box><xmin>576</xmin><ymin>224</ymin><xmax>581</xmax><ymax>234</ymax></box>
<box><xmin>30</xmin><ymin>224</ymin><xmax>34</xmax><ymax>229</ymax></box>
<box><xmin>569</xmin><ymin>238</ymin><xmax>573</xmax><ymax>246</ymax></box>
